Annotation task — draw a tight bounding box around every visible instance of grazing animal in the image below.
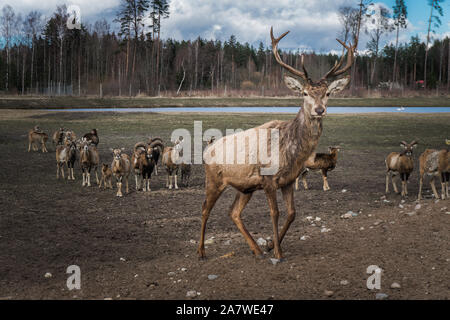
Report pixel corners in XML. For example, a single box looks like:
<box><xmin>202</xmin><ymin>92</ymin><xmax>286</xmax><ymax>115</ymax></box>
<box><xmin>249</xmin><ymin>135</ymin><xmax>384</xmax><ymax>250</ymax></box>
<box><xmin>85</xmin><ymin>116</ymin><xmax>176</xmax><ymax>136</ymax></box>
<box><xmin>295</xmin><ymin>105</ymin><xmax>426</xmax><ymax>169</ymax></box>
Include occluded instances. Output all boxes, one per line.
<box><xmin>83</xmin><ymin>129</ymin><xmax>99</xmax><ymax>146</ymax></box>
<box><xmin>162</xmin><ymin>139</ymin><xmax>184</xmax><ymax>190</ymax></box>
<box><xmin>295</xmin><ymin>146</ymin><xmax>340</xmax><ymax>191</ymax></box>
<box><xmin>52</xmin><ymin>127</ymin><xmax>65</xmax><ymax>147</ymax></box>
<box><xmin>197</xmin><ymin>27</ymin><xmax>356</xmax><ymax>260</ymax></box>
<box><xmin>418</xmin><ymin>148</ymin><xmax>449</xmax><ymax>200</ymax></box>
<box><xmin>28</xmin><ymin>127</ymin><xmax>49</xmax><ymax>153</ymax></box>
<box><xmin>385</xmin><ymin>141</ymin><xmax>418</xmax><ymax>197</ymax></box>
<box><xmin>56</xmin><ymin>140</ymin><xmax>77</xmax><ymax>180</ymax></box>
<box><xmin>79</xmin><ymin>138</ymin><xmax>100</xmax><ymax>187</ymax></box>
<box><xmin>99</xmin><ymin>163</ymin><xmax>113</xmax><ymax>189</ymax></box>
<box><xmin>111</xmin><ymin>148</ymin><xmax>131</xmax><ymax>197</ymax></box>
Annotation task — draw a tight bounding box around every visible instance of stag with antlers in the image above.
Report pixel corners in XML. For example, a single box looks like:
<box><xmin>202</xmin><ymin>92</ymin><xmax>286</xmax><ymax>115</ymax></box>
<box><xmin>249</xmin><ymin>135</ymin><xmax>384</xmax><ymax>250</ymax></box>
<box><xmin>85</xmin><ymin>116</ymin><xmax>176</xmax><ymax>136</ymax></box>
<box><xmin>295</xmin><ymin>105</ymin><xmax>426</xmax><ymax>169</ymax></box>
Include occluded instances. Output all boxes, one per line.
<box><xmin>197</xmin><ymin>27</ymin><xmax>358</xmax><ymax>260</ymax></box>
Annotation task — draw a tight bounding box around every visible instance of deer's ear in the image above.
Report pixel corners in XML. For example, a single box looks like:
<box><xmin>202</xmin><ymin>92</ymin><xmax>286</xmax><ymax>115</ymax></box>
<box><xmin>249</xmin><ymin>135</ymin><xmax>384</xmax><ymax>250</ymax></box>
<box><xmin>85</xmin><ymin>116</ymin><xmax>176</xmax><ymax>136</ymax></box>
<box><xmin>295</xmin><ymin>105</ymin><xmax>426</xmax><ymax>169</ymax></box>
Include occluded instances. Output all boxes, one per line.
<box><xmin>284</xmin><ymin>76</ymin><xmax>304</xmax><ymax>93</ymax></box>
<box><xmin>327</xmin><ymin>76</ymin><xmax>350</xmax><ymax>95</ymax></box>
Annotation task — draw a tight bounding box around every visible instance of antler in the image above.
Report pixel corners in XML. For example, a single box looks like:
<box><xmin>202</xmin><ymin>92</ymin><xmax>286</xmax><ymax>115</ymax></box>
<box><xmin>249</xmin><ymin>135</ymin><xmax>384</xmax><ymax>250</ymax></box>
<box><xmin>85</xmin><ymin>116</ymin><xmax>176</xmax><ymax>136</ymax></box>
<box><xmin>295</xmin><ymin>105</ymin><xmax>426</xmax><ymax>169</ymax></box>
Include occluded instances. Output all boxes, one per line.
<box><xmin>270</xmin><ymin>27</ymin><xmax>310</xmax><ymax>82</ymax></box>
<box><xmin>320</xmin><ymin>37</ymin><xmax>358</xmax><ymax>81</ymax></box>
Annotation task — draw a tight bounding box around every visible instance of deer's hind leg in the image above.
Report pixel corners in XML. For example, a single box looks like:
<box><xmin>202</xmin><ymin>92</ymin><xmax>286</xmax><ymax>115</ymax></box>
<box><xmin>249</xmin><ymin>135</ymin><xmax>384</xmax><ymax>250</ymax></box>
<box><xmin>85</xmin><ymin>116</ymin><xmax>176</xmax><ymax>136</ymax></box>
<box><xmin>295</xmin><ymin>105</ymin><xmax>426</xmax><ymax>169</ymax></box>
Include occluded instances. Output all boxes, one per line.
<box><xmin>197</xmin><ymin>183</ymin><xmax>226</xmax><ymax>259</ymax></box>
<box><xmin>229</xmin><ymin>191</ymin><xmax>261</xmax><ymax>257</ymax></box>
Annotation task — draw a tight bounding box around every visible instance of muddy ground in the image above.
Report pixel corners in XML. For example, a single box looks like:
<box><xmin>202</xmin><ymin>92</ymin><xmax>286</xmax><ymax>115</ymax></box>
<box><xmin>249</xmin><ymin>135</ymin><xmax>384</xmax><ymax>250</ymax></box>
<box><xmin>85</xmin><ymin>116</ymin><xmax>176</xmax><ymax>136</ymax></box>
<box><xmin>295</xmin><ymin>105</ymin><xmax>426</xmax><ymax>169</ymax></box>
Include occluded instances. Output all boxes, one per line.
<box><xmin>0</xmin><ymin>110</ymin><xmax>448</xmax><ymax>300</ymax></box>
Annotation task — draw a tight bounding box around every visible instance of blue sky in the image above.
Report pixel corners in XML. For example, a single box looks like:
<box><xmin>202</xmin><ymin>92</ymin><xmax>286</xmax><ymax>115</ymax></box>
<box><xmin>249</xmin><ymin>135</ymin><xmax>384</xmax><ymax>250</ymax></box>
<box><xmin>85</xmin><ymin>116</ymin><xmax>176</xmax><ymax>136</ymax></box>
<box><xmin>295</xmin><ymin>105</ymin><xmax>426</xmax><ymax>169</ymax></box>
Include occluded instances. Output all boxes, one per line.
<box><xmin>1</xmin><ymin>0</ymin><xmax>449</xmax><ymax>52</ymax></box>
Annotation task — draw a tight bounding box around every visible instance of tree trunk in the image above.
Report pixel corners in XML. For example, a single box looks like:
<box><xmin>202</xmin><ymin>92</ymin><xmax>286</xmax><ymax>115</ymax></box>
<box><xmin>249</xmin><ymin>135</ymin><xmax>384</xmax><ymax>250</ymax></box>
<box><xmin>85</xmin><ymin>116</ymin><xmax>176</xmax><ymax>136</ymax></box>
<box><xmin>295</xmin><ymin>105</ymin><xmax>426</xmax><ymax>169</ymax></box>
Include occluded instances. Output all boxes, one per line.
<box><xmin>393</xmin><ymin>25</ymin><xmax>399</xmax><ymax>83</ymax></box>
<box><xmin>424</xmin><ymin>5</ymin><xmax>433</xmax><ymax>89</ymax></box>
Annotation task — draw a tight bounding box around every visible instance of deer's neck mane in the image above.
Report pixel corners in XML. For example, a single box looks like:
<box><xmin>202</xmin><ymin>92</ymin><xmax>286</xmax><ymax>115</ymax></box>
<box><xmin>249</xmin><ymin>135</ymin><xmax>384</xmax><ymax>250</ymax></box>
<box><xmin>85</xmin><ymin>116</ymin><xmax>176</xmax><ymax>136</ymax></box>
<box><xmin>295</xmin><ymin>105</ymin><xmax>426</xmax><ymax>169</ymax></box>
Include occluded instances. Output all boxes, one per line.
<box><xmin>279</xmin><ymin>107</ymin><xmax>323</xmax><ymax>179</ymax></box>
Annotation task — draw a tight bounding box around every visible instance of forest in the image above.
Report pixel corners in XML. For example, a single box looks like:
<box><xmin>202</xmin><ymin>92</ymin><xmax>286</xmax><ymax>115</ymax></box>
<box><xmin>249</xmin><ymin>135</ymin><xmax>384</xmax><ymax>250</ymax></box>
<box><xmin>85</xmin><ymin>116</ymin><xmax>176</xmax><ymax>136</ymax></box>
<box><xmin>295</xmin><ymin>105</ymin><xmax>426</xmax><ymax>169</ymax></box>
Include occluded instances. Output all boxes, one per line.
<box><xmin>0</xmin><ymin>0</ymin><xmax>449</xmax><ymax>97</ymax></box>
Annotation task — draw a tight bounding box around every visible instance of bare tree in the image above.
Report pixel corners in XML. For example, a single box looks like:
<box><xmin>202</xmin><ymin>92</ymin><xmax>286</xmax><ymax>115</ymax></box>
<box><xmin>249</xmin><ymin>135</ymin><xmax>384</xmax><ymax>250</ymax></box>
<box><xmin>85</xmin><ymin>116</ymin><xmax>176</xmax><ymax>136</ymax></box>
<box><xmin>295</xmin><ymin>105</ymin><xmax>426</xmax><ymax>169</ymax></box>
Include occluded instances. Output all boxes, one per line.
<box><xmin>1</xmin><ymin>5</ymin><xmax>19</xmax><ymax>91</ymax></box>
<box><xmin>365</xmin><ymin>4</ymin><xmax>394</xmax><ymax>86</ymax></box>
<box><xmin>23</xmin><ymin>11</ymin><xmax>43</xmax><ymax>93</ymax></box>
<box><xmin>392</xmin><ymin>0</ymin><xmax>407</xmax><ymax>83</ymax></box>
<box><xmin>424</xmin><ymin>0</ymin><xmax>445</xmax><ymax>88</ymax></box>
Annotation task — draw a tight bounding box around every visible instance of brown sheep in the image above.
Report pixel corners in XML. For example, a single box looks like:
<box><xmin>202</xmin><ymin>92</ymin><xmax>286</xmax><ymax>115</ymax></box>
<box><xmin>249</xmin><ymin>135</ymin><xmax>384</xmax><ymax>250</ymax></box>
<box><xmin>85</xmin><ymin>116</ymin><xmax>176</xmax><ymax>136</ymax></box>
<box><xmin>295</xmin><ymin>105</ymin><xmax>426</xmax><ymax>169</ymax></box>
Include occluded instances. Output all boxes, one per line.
<box><xmin>28</xmin><ymin>126</ymin><xmax>48</xmax><ymax>153</ymax></box>
<box><xmin>385</xmin><ymin>140</ymin><xmax>418</xmax><ymax>197</ymax></box>
<box><xmin>418</xmin><ymin>148</ymin><xmax>449</xmax><ymax>200</ymax></box>
<box><xmin>295</xmin><ymin>146</ymin><xmax>340</xmax><ymax>191</ymax></box>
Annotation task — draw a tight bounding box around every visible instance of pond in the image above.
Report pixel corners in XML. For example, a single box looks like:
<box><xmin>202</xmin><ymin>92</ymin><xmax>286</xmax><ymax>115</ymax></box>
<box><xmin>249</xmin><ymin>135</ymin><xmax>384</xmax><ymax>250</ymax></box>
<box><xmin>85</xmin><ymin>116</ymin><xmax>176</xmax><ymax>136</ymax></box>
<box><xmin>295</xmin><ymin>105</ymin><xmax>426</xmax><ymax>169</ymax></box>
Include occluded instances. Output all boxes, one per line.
<box><xmin>46</xmin><ymin>106</ymin><xmax>450</xmax><ymax>114</ymax></box>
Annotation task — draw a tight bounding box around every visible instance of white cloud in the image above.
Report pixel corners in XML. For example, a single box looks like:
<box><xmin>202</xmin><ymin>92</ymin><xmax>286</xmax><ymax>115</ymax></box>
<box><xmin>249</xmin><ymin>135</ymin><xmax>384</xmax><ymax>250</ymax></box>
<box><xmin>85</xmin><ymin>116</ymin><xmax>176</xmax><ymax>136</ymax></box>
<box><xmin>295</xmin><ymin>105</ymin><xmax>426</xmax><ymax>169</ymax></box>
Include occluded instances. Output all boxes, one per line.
<box><xmin>161</xmin><ymin>0</ymin><xmax>357</xmax><ymax>51</ymax></box>
<box><xmin>0</xmin><ymin>0</ymin><xmax>120</xmax><ymax>21</ymax></box>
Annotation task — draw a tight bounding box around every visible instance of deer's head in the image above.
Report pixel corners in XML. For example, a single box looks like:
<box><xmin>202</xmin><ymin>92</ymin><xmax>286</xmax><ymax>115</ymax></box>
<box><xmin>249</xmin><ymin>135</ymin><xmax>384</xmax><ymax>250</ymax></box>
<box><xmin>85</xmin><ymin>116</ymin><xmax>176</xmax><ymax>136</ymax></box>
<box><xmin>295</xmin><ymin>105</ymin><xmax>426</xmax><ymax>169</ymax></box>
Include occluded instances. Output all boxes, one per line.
<box><xmin>271</xmin><ymin>27</ymin><xmax>357</xmax><ymax>119</ymax></box>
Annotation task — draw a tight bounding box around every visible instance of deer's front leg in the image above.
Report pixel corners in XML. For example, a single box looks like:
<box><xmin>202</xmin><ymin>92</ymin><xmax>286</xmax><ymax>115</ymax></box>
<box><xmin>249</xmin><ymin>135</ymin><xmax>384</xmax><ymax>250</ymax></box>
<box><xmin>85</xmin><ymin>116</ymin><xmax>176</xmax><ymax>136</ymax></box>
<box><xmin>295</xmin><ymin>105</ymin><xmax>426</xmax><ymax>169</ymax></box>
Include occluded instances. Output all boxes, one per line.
<box><xmin>268</xmin><ymin>184</ymin><xmax>296</xmax><ymax>253</ymax></box>
<box><xmin>264</xmin><ymin>188</ymin><xmax>283</xmax><ymax>260</ymax></box>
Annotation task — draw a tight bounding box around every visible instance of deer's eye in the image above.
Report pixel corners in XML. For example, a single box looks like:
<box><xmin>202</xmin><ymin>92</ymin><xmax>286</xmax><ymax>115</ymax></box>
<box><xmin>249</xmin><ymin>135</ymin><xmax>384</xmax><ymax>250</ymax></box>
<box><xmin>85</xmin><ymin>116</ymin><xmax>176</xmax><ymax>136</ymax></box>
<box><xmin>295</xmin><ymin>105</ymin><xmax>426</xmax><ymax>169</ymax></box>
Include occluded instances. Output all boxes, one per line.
<box><xmin>326</xmin><ymin>92</ymin><xmax>331</xmax><ymax>97</ymax></box>
<box><xmin>303</xmin><ymin>92</ymin><xmax>308</xmax><ymax>97</ymax></box>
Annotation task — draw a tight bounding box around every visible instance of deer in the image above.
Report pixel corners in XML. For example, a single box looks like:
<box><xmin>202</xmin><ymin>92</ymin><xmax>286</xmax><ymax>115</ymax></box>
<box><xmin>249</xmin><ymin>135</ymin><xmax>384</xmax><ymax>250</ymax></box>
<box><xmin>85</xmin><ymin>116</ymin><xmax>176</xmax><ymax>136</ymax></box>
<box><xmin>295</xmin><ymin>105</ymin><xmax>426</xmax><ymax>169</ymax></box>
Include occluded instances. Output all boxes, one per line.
<box><xmin>111</xmin><ymin>148</ymin><xmax>131</xmax><ymax>197</ymax></box>
<box><xmin>418</xmin><ymin>146</ymin><xmax>449</xmax><ymax>200</ymax></box>
<box><xmin>197</xmin><ymin>27</ymin><xmax>357</xmax><ymax>260</ymax></box>
<box><xmin>295</xmin><ymin>146</ymin><xmax>340</xmax><ymax>191</ymax></box>
<box><xmin>385</xmin><ymin>141</ymin><xmax>418</xmax><ymax>197</ymax></box>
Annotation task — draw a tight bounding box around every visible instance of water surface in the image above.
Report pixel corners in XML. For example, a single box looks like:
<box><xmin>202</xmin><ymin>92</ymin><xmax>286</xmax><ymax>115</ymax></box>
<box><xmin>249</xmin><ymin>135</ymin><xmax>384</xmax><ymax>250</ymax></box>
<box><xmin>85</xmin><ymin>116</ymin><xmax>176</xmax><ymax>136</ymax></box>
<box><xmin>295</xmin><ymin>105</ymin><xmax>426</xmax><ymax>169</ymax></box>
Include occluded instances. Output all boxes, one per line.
<box><xmin>47</xmin><ymin>106</ymin><xmax>450</xmax><ymax>114</ymax></box>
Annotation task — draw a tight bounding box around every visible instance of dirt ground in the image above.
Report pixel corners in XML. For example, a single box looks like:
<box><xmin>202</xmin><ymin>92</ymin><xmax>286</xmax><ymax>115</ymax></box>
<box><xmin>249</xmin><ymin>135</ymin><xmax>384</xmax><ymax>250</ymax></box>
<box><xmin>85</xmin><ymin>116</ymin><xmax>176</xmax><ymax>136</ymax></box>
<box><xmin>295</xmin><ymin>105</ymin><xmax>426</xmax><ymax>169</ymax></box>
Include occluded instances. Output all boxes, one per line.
<box><xmin>0</xmin><ymin>110</ymin><xmax>448</xmax><ymax>300</ymax></box>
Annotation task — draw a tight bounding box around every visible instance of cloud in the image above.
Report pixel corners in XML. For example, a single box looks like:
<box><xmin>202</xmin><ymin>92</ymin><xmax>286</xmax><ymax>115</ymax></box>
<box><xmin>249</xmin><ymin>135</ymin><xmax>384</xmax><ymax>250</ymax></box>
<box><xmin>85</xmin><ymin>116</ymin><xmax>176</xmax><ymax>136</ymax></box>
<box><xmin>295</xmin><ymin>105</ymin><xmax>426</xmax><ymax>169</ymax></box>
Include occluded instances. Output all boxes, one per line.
<box><xmin>0</xmin><ymin>0</ymin><xmax>120</xmax><ymax>22</ymax></box>
<box><xmin>161</xmin><ymin>0</ymin><xmax>358</xmax><ymax>51</ymax></box>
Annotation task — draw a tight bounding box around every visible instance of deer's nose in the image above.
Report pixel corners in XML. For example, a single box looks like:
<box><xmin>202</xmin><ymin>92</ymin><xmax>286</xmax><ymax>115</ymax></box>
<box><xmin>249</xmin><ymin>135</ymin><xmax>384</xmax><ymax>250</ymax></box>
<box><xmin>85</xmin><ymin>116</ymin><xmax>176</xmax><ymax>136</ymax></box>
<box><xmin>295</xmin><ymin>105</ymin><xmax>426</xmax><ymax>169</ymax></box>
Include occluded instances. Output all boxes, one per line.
<box><xmin>315</xmin><ymin>107</ymin><xmax>325</xmax><ymax>116</ymax></box>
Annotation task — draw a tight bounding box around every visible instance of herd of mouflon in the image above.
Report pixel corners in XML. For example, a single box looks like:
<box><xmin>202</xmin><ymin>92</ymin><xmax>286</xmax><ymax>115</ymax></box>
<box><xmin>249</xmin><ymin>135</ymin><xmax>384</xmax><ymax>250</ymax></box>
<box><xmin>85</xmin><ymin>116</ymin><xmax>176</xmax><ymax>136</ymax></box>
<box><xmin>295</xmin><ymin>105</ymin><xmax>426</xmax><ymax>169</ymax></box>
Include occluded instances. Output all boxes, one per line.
<box><xmin>27</xmin><ymin>125</ymin><xmax>449</xmax><ymax>201</ymax></box>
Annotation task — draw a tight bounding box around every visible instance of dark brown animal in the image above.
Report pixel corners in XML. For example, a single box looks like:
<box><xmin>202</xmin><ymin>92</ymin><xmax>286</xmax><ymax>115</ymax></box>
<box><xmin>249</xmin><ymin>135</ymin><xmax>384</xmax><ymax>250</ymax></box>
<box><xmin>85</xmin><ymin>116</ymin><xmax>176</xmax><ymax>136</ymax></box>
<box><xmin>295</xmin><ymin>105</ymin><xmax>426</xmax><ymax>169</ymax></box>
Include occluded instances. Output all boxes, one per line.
<box><xmin>83</xmin><ymin>129</ymin><xmax>99</xmax><ymax>146</ymax></box>
<box><xmin>295</xmin><ymin>146</ymin><xmax>340</xmax><ymax>191</ymax></box>
<box><xmin>197</xmin><ymin>27</ymin><xmax>357</xmax><ymax>260</ymax></box>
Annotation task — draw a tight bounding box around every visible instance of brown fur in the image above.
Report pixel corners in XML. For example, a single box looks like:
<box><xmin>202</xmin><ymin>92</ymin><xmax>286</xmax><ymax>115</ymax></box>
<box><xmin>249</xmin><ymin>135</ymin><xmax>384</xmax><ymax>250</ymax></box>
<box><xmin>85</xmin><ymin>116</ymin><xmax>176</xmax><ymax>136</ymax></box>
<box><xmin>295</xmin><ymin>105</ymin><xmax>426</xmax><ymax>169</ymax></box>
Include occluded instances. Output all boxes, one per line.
<box><xmin>418</xmin><ymin>148</ymin><xmax>449</xmax><ymax>200</ymax></box>
<box><xmin>295</xmin><ymin>147</ymin><xmax>340</xmax><ymax>191</ymax></box>
<box><xmin>162</xmin><ymin>140</ymin><xmax>183</xmax><ymax>189</ymax></box>
<box><xmin>111</xmin><ymin>148</ymin><xmax>131</xmax><ymax>197</ymax></box>
<box><xmin>28</xmin><ymin>128</ymin><xmax>48</xmax><ymax>153</ymax></box>
<box><xmin>385</xmin><ymin>141</ymin><xmax>417</xmax><ymax>197</ymax></box>
<box><xmin>83</xmin><ymin>129</ymin><xmax>99</xmax><ymax>146</ymax></box>
<box><xmin>79</xmin><ymin>139</ymin><xmax>100</xmax><ymax>187</ymax></box>
<box><xmin>197</xmin><ymin>28</ymin><xmax>354</xmax><ymax>260</ymax></box>
<box><xmin>99</xmin><ymin>163</ymin><xmax>113</xmax><ymax>189</ymax></box>
<box><xmin>52</xmin><ymin>128</ymin><xmax>65</xmax><ymax>147</ymax></box>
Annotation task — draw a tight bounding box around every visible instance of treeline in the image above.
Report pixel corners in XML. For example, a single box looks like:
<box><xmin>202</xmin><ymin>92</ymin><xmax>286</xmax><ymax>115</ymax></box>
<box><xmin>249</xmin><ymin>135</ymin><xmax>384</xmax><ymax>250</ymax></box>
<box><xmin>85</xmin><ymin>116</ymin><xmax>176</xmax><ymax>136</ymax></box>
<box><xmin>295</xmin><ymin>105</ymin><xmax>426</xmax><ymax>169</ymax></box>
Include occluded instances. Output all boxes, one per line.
<box><xmin>0</xmin><ymin>2</ymin><xmax>449</xmax><ymax>97</ymax></box>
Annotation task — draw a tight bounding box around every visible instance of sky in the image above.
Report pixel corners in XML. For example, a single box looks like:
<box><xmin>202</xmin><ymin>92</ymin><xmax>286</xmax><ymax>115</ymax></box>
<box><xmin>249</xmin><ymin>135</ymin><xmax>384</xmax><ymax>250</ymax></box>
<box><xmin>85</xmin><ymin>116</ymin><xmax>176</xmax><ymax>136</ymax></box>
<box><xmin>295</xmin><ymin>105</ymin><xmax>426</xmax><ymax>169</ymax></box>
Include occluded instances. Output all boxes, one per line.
<box><xmin>1</xmin><ymin>0</ymin><xmax>449</xmax><ymax>52</ymax></box>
